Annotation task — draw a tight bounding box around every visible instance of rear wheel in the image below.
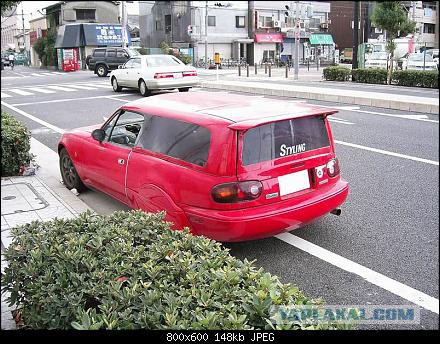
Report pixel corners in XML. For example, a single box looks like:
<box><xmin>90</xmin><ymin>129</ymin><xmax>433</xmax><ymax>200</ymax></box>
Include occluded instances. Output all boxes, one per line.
<box><xmin>96</xmin><ymin>64</ymin><xmax>108</xmax><ymax>77</ymax></box>
<box><xmin>59</xmin><ymin>148</ymin><xmax>87</xmax><ymax>192</ymax></box>
<box><xmin>139</xmin><ymin>80</ymin><xmax>150</xmax><ymax>97</ymax></box>
<box><xmin>178</xmin><ymin>87</ymin><xmax>190</xmax><ymax>92</ymax></box>
<box><xmin>112</xmin><ymin>77</ymin><xmax>122</xmax><ymax>92</ymax></box>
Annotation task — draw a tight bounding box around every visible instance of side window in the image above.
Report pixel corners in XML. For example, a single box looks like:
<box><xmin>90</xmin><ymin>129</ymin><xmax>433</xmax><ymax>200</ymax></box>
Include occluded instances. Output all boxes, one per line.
<box><xmin>116</xmin><ymin>50</ymin><xmax>126</xmax><ymax>58</ymax></box>
<box><xmin>93</xmin><ymin>49</ymin><xmax>105</xmax><ymax>57</ymax></box>
<box><xmin>106</xmin><ymin>49</ymin><xmax>116</xmax><ymax>57</ymax></box>
<box><xmin>137</xmin><ymin>116</ymin><xmax>211</xmax><ymax>167</ymax></box>
<box><xmin>107</xmin><ymin>111</ymin><xmax>145</xmax><ymax>148</ymax></box>
<box><xmin>102</xmin><ymin>114</ymin><xmax>119</xmax><ymax>141</ymax></box>
<box><xmin>132</xmin><ymin>58</ymin><xmax>142</xmax><ymax>68</ymax></box>
<box><xmin>124</xmin><ymin>59</ymin><xmax>135</xmax><ymax>68</ymax></box>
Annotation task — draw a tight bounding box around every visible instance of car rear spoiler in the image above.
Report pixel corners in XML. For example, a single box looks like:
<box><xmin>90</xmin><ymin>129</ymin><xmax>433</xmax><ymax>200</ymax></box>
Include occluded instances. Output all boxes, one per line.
<box><xmin>227</xmin><ymin>109</ymin><xmax>338</xmax><ymax>130</ymax></box>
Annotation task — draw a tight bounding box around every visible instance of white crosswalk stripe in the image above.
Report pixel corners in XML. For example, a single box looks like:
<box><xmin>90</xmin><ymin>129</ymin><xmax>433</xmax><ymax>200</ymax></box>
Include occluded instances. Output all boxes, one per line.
<box><xmin>45</xmin><ymin>85</ymin><xmax>78</xmax><ymax>92</ymax></box>
<box><xmin>65</xmin><ymin>84</ymin><xmax>99</xmax><ymax>90</ymax></box>
<box><xmin>9</xmin><ymin>89</ymin><xmax>34</xmax><ymax>95</ymax></box>
<box><xmin>1</xmin><ymin>92</ymin><xmax>12</xmax><ymax>98</ymax></box>
<box><xmin>39</xmin><ymin>72</ymin><xmax>57</xmax><ymax>76</ymax></box>
<box><xmin>27</xmin><ymin>87</ymin><xmax>56</xmax><ymax>94</ymax></box>
<box><xmin>50</xmin><ymin>72</ymin><xmax>65</xmax><ymax>75</ymax></box>
<box><xmin>89</xmin><ymin>84</ymin><xmax>113</xmax><ymax>88</ymax></box>
<box><xmin>30</xmin><ymin>73</ymin><xmax>46</xmax><ymax>77</ymax></box>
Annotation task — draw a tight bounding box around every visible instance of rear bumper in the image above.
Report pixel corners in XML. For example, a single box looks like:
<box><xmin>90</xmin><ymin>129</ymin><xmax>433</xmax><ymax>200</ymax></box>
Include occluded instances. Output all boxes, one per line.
<box><xmin>183</xmin><ymin>180</ymin><xmax>349</xmax><ymax>242</ymax></box>
<box><xmin>146</xmin><ymin>77</ymin><xmax>200</xmax><ymax>90</ymax></box>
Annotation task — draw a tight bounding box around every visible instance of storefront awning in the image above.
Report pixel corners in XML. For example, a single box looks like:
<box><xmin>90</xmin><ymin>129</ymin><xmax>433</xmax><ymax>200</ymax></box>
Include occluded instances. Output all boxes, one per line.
<box><xmin>254</xmin><ymin>33</ymin><xmax>283</xmax><ymax>43</ymax></box>
<box><xmin>309</xmin><ymin>34</ymin><xmax>334</xmax><ymax>45</ymax></box>
<box><xmin>55</xmin><ymin>24</ymin><xmax>81</xmax><ymax>48</ymax></box>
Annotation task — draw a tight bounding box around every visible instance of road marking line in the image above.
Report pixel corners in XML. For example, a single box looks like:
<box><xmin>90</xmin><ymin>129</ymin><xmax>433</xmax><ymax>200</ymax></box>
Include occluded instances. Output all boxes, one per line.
<box><xmin>65</xmin><ymin>85</ymin><xmax>99</xmax><ymax>90</ymax></box>
<box><xmin>328</xmin><ymin>119</ymin><xmax>354</xmax><ymax>125</ymax></box>
<box><xmin>9</xmin><ymin>89</ymin><xmax>34</xmax><ymax>96</ymax></box>
<box><xmin>106</xmin><ymin>97</ymin><xmax>131</xmax><ymax>102</ymax></box>
<box><xmin>39</xmin><ymin>72</ymin><xmax>57</xmax><ymax>76</ymax></box>
<box><xmin>275</xmin><ymin>232</ymin><xmax>439</xmax><ymax>314</ymax></box>
<box><xmin>46</xmin><ymin>85</ymin><xmax>77</xmax><ymax>92</ymax></box>
<box><xmin>335</xmin><ymin>140</ymin><xmax>439</xmax><ymax>166</ymax></box>
<box><xmin>1</xmin><ymin>101</ymin><xmax>65</xmax><ymax>134</ymax></box>
<box><xmin>1</xmin><ymin>92</ymin><xmax>11</xmax><ymax>98</ymax></box>
<box><xmin>30</xmin><ymin>73</ymin><xmax>45</xmax><ymax>77</ymax></box>
<box><xmin>27</xmin><ymin>87</ymin><xmax>56</xmax><ymax>94</ymax></box>
<box><xmin>9</xmin><ymin>71</ymin><xmax>26</xmax><ymax>77</ymax></box>
<box><xmin>91</xmin><ymin>84</ymin><xmax>113</xmax><ymax>88</ymax></box>
<box><xmin>50</xmin><ymin>72</ymin><xmax>65</xmax><ymax>75</ymax></box>
<box><xmin>9</xmin><ymin>94</ymin><xmax>133</xmax><ymax>106</ymax></box>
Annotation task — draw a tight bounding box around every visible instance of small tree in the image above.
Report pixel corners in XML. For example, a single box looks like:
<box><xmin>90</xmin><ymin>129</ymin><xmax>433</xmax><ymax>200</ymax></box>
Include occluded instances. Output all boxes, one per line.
<box><xmin>371</xmin><ymin>1</ymin><xmax>416</xmax><ymax>84</ymax></box>
<box><xmin>1</xmin><ymin>1</ymin><xmax>20</xmax><ymax>16</ymax></box>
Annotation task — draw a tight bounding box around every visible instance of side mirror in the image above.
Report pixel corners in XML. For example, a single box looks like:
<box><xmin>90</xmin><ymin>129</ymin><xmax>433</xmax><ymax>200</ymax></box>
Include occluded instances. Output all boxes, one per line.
<box><xmin>92</xmin><ymin>129</ymin><xmax>105</xmax><ymax>142</ymax></box>
<box><xmin>118</xmin><ymin>65</ymin><xmax>123</xmax><ymax>69</ymax></box>
<box><xmin>124</xmin><ymin>53</ymin><xmax>129</xmax><ymax>58</ymax></box>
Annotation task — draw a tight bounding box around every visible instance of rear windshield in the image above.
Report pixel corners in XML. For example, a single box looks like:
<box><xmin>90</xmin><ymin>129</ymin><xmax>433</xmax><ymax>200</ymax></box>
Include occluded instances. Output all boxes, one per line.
<box><xmin>242</xmin><ymin>116</ymin><xmax>330</xmax><ymax>166</ymax></box>
<box><xmin>145</xmin><ymin>55</ymin><xmax>182</xmax><ymax>67</ymax></box>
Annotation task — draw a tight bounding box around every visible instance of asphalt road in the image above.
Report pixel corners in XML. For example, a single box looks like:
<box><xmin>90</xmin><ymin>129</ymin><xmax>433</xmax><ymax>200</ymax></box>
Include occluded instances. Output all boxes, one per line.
<box><xmin>1</xmin><ymin>66</ymin><xmax>438</xmax><ymax>329</ymax></box>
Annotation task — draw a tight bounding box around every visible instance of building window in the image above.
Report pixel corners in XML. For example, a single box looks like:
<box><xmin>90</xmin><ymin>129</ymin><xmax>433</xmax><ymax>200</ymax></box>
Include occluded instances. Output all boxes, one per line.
<box><xmin>258</xmin><ymin>16</ymin><xmax>273</xmax><ymax>28</ymax></box>
<box><xmin>156</xmin><ymin>20</ymin><xmax>160</xmax><ymax>31</ymax></box>
<box><xmin>165</xmin><ymin>14</ymin><xmax>171</xmax><ymax>33</ymax></box>
<box><xmin>208</xmin><ymin>16</ymin><xmax>216</xmax><ymax>26</ymax></box>
<box><xmin>75</xmin><ymin>9</ymin><xmax>96</xmax><ymax>20</ymax></box>
<box><xmin>423</xmin><ymin>23</ymin><xmax>435</xmax><ymax>34</ymax></box>
<box><xmin>236</xmin><ymin>16</ymin><xmax>245</xmax><ymax>28</ymax></box>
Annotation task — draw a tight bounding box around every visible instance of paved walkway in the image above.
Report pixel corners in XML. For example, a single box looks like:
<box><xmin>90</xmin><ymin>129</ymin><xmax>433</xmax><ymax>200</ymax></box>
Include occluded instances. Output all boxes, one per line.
<box><xmin>1</xmin><ymin>169</ymin><xmax>91</xmax><ymax>329</ymax></box>
<box><xmin>201</xmin><ymin>79</ymin><xmax>439</xmax><ymax>114</ymax></box>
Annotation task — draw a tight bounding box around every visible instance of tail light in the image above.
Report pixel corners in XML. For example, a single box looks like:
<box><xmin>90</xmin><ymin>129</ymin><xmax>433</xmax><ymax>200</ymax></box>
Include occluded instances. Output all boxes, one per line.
<box><xmin>183</xmin><ymin>71</ymin><xmax>197</xmax><ymax>77</ymax></box>
<box><xmin>154</xmin><ymin>72</ymin><xmax>174</xmax><ymax>79</ymax></box>
<box><xmin>326</xmin><ymin>158</ymin><xmax>340</xmax><ymax>178</ymax></box>
<box><xmin>212</xmin><ymin>181</ymin><xmax>263</xmax><ymax>203</ymax></box>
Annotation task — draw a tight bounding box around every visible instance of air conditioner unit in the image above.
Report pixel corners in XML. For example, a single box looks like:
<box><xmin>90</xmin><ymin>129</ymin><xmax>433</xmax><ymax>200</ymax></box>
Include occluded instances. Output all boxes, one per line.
<box><xmin>274</xmin><ymin>20</ymin><xmax>281</xmax><ymax>28</ymax></box>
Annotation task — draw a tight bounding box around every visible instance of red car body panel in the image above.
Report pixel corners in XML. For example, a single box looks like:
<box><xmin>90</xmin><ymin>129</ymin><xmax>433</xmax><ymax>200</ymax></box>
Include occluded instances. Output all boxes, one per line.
<box><xmin>58</xmin><ymin>92</ymin><xmax>349</xmax><ymax>242</ymax></box>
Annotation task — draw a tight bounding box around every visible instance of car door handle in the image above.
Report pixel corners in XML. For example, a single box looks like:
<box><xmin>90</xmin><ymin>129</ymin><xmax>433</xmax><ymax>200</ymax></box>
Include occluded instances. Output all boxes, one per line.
<box><xmin>118</xmin><ymin>158</ymin><xmax>125</xmax><ymax>165</ymax></box>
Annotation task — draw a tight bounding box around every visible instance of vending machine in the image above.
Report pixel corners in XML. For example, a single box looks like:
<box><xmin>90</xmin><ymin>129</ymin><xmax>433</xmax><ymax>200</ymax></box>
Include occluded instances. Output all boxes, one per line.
<box><xmin>58</xmin><ymin>48</ymin><xmax>79</xmax><ymax>72</ymax></box>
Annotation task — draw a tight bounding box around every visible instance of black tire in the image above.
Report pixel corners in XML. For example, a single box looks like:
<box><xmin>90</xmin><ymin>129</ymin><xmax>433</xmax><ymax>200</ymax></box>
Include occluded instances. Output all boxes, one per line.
<box><xmin>178</xmin><ymin>87</ymin><xmax>190</xmax><ymax>92</ymax></box>
<box><xmin>138</xmin><ymin>79</ymin><xmax>150</xmax><ymax>97</ymax></box>
<box><xmin>59</xmin><ymin>148</ymin><xmax>87</xmax><ymax>192</ymax></box>
<box><xmin>112</xmin><ymin>76</ymin><xmax>122</xmax><ymax>92</ymax></box>
<box><xmin>96</xmin><ymin>64</ymin><xmax>108</xmax><ymax>77</ymax></box>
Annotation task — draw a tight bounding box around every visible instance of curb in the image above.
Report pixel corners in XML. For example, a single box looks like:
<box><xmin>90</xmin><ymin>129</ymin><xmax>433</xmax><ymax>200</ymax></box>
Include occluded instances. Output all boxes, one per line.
<box><xmin>201</xmin><ymin>81</ymin><xmax>439</xmax><ymax>114</ymax></box>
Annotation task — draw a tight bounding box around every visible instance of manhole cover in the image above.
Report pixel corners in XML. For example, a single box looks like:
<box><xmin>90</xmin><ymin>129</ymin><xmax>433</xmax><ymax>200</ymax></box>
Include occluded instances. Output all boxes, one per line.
<box><xmin>1</xmin><ymin>183</ymin><xmax>49</xmax><ymax>216</ymax></box>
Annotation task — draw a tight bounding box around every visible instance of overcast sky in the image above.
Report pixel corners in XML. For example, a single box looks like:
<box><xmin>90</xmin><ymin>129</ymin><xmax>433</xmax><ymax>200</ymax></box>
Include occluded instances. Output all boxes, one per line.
<box><xmin>19</xmin><ymin>1</ymin><xmax>140</xmax><ymax>20</ymax></box>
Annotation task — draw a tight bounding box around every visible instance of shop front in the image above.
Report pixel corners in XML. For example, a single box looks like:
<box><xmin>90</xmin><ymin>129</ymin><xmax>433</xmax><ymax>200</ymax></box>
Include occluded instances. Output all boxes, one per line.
<box><xmin>253</xmin><ymin>33</ymin><xmax>284</xmax><ymax>65</ymax></box>
<box><xmin>308</xmin><ymin>33</ymin><xmax>336</xmax><ymax>65</ymax></box>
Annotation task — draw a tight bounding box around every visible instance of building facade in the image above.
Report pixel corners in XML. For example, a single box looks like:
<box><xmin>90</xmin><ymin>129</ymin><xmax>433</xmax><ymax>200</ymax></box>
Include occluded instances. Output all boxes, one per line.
<box><xmin>1</xmin><ymin>6</ymin><xmax>31</xmax><ymax>52</ymax></box>
<box><xmin>403</xmin><ymin>1</ymin><xmax>438</xmax><ymax>49</ymax></box>
<box><xmin>29</xmin><ymin>16</ymin><xmax>48</xmax><ymax>67</ymax></box>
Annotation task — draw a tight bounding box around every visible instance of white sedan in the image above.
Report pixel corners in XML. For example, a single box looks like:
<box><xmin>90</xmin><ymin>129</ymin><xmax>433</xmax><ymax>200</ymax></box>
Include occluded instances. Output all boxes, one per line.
<box><xmin>109</xmin><ymin>55</ymin><xmax>200</xmax><ymax>96</ymax></box>
<box><xmin>405</xmin><ymin>53</ymin><xmax>438</xmax><ymax>71</ymax></box>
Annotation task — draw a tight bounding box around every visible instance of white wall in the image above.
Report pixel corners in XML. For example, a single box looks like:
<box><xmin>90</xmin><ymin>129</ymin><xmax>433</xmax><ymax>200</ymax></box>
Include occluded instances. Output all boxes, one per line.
<box><xmin>196</xmin><ymin>43</ymin><xmax>232</xmax><ymax>61</ymax></box>
<box><xmin>253</xmin><ymin>43</ymin><xmax>276</xmax><ymax>64</ymax></box>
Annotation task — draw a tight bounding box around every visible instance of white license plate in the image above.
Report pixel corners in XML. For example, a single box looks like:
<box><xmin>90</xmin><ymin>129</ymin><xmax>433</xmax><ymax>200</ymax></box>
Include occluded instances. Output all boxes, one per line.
<box><xmin>278</xmin><ymin>170</ymin><xmax>310</xmax><ymax>196</ymax></box>
<box><xmin>174</xmin><ymin>72</ymin><xmax>183</xmax><ymax>78</ymax></box>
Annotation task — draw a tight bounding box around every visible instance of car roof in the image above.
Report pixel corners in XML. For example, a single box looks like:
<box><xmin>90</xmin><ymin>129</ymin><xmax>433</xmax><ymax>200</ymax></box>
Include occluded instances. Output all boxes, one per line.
<box><xmin>123</xmin><ymin>92</ymin><xmax>336</xmax><ymax>129</ymax></box>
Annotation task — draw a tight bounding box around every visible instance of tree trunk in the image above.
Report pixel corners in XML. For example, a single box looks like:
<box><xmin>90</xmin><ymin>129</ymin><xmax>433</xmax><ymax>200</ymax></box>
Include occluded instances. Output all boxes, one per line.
<box><xmin>387</xmin><ymin>53</ymin><xmax>393</xmax><ymax>85</ymax></box>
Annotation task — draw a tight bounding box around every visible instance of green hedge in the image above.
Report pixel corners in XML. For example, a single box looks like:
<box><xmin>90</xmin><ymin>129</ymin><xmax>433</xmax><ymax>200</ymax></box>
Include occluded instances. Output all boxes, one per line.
<box><xmin>1</xmin><ymin>112</ymin><xmax>33</xmax><ymax>176</ymax></box>
<box><xmin>323</xmin><ymin>66</ymin><xmax>351</xmax><ymax>81</ymax></box>
<box><xmin>351</xmin><ymin>68</ymin><xmax>388</xmax><ymax>84</ymax></box>
<box><xmin>2</xmin><ymin>210</ymin><xmax>352</xmax><ymax>330</ymax></box>
<box><xmin>392</xmin><ymin>70</ymin><xmax>438</xmax><ymax>88</ymax></box>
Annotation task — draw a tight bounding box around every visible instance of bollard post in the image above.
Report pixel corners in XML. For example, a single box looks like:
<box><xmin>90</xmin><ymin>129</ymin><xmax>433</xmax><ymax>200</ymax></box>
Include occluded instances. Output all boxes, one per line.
<box><xmin>307</xmin><ymin>58</ymin><xmax>310</xmax><ymax>71</ymax></box>
<box><xmin>238</xmin><ymin>64</ymin><xmax>241</xmax><ymax>76</ymax></box>
<box><xmin>265</xmin><ymin>63</ymin><xmax>267</xmax><ymax>74</ymax></box>
<box><xmin>285</xmin><ymin>64</ymin><xmax>288</xmax><ymax>78</ymax></box>
<box><xmin>255</xmin><ymin>63</ymin><xmax>257</xmax><ymax>75</ymax></box>
<box><xmin>246</xmin><ymin>64</ymin><xmax>249</xmax><ymax>77</ymax></box>
<box><xmin>216</xmin><ymin>64</ymin><xmax>219</xmax><ymax>81</ymax></box>
<box><xmin>268</xmin><ymin>64</ymin><xmax>271</xmax><ymax>77</ymax></box>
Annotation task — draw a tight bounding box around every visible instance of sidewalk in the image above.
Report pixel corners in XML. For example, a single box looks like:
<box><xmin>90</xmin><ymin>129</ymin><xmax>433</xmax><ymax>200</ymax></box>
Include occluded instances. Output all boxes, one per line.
<box><xmin>200</xmin><ymin>77</ymin><xmax>439</xmax><ymax>114</ymax></box>
<box><xmin>1</xmin><ymin>160</ymin><xmax>92</xmax><ymax>329</ymax></box>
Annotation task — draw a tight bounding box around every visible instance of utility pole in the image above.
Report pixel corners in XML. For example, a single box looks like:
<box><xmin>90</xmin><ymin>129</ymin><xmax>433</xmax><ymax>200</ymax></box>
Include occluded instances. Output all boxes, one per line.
<box><xmin>294</xmin><ymin>1</ymin><xmax>299</xmax><ymax>80</ymax></box>
<box><xmin>22</xmin><ymin>6</ymin><xmax>26</xmax><ymax>53</ymax></box>
<box><xmin>352</xmin><ymin>0</ymin><xmax>360</xmax><ymax>69</ymax></box>
<box><xmin>204</xmin><ymin>0</ymin><xmax>208</xmax><ymax>69</ymax></box>
<box><xmin>121</xmin><ymin>1</ymin><xmax>127</xmax><ymax>48</ymax></box>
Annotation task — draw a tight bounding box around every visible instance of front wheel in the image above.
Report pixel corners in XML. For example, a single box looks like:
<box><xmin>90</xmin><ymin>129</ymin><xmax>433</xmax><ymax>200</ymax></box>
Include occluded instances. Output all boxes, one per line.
<box><xmin>59</xmin><ymin>148</ymin><xmax>87</xmax><ymax>192</ymax></box>
<box><xmin>139</xmin><ymin>80</ymin><xmax>150</xmax><ymax>97</ymax></box>
<box><xmin>178</xmin><ymin>87</ymin><xmax>190</xmax><ymax>92</ymax></box>
<box><xmin>112</xmin><ymin>77</ymin><xmax>122</xmax><ymax>92</ymax></box>
<box><xmin>96</xmin><ymin>64</ymin><xmax>108</xmax><ymax>77</ymax></box>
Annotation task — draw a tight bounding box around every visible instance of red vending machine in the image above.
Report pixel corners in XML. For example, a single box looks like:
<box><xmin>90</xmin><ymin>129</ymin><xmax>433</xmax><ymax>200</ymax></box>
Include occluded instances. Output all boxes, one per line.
<box><xmin>59</xmin><ymin>48</ymin><xmax>79</xmax><ymax>72</ymax></box>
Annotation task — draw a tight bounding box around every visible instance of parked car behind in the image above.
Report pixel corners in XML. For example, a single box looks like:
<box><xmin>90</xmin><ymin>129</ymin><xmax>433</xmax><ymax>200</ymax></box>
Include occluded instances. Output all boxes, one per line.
<box><xmin>405</xmin><ymin>53</ymin><xmax>438</xmax><ymax>71</ymax></box>
<box><xmin>87</xmin><ymin>47</ymin><xmax>140</xmax><ymax>77</ymax></box>
<box><xmin>364</xmin><ymin>52</ymin><xmax>390</xmax><ymax>69</ymax></box>
<box><xmin>58</xmin><ymin>93</ymin><xmax>349</xmax><ymax>242</ymax></box>
<box><xmin>109</xmin><ymin>54</ymin><xmax>200</xmax><ymax>96</ymax></box>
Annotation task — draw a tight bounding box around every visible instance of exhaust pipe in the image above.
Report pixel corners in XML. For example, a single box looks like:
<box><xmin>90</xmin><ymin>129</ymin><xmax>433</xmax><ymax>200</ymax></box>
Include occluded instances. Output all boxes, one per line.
<box><xmin>330</xmin><ymin>208</ymin><xmax>341</xmax><ymax>216</ymax></box>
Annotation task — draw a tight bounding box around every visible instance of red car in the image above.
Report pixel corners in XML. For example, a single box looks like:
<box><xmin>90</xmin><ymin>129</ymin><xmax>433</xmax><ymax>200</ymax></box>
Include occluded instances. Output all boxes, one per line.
<box><xmin>58</xmin><ymin>93</ymin><xmax>348</xmax><ymax>242</ymax></box>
